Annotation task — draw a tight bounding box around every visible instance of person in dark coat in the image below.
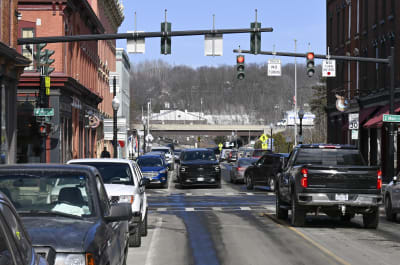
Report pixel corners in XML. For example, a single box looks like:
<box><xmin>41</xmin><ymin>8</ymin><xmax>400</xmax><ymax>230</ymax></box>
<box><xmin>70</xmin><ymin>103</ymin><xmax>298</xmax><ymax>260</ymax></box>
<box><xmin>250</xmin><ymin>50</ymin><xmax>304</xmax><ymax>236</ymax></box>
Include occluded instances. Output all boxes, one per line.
<box><xmin>100</xmin><ymin>147</ymin><xmax>111</xmax><ymax>158</ymax></box>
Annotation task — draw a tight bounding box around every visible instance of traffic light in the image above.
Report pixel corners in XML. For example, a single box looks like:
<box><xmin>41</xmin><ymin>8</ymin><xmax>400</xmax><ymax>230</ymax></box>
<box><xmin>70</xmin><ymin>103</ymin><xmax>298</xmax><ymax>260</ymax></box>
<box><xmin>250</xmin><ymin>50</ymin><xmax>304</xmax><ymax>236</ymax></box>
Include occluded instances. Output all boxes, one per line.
<box><xmin>161</xmin><ymin>22</ymin><xmax>171</xmax><ymax>54</ymax></box>
<box><xmin>39</xmin><ymin>122</ymin><xmax>47</xmax><ymax>137</ymax></box>
<box><xmin>236</xmin><ymin>55</ymin><xmax>245</xmax><ymax>80</ymax></box>
<box><xmin>33</xmin><ymin>43</ymin><xmax>47</xmax><ymax>71</ymax></box>
<box><xmin>306</xmin><ymin>52</ymin><xmax>315</xmax><ymax>77</ymax></box>
<box><xmin>250</xmin><ymin>22</ymin><xmax>261</xmax><ymax>54</ymax></box>
<box><xmin>44</xmin><ymin>49</ymin><xmax>55</xmax><ymax>75</ymax></box>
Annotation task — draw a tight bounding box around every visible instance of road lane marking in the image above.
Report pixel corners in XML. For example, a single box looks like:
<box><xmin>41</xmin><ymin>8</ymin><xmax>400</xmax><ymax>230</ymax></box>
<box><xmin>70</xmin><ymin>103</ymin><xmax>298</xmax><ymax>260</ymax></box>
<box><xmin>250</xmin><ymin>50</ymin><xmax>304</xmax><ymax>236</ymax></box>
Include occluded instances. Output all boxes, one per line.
<box><xmin>186</xmin><ymin>193</ymin><xmax>192</xmax><ymax>196</ymax></box>
<box><xmin>145</xmin><ymin>217</ymin><xmax>163</xmax><ymax>265</ymax></box>
<box><xmin>240</xmin><ymin>207</ymin><xmax>252</xmax><ymax>211</ymax></box>
<box><xmin>185</xmin><ymin>207</ymin><xmax>195</xmax><ymax>211</ymax></box>
<box><xmin>157</xmin><ymin>208</ymin><xmax>167</xmax><ymax>212</ymax></box>
<box><xmin>205</xmin><ymin>193</ymin><xmax>212</xmax><ymax>196</ymax></box>
<box><xmin>246</xmin><ymin>192</ymin><xmax>254</xmax><ymax>195</ymax></box>
<box><xmin>263</xmin><ymin>213</ymin><xmax>351</xmax><ymax>265</ymax></box>
<box><xmin>212</xmin><ymin>207</ymin><xmax>222</xmax><ymax>211</ymax></box>
<box><xmin>227</xmin><ymin>192</ymin><xmax>235</xmax><ymax>195</ymax></box>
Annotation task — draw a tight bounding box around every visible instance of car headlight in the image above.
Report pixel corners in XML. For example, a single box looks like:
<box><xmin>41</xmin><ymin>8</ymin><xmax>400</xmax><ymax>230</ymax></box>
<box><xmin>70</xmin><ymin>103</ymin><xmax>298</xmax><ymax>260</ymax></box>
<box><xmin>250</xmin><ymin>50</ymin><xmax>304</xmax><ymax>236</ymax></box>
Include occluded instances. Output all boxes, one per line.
<box><xmin>65</xmin><ymin>254</ymin><xmax>85</xmax><ymax>265</ymax></box>
<box><xmin>119</xmin><ymin>195</ymin><xmax>134</xmax><ymax>204</ymax></box>
<box><xmin>214</xmin><ymin>166</ymin><xmax>220</xmax><ymax>172</ymax></box>
<box><xmin>159</xmin><ymin>169</ymin><xmax>167</xmax><ymax>174</ymax></box>
<box><xmin>180</xmin><ymin>166</ymin><xmax>187</xmax><ymax>172</ymax></box>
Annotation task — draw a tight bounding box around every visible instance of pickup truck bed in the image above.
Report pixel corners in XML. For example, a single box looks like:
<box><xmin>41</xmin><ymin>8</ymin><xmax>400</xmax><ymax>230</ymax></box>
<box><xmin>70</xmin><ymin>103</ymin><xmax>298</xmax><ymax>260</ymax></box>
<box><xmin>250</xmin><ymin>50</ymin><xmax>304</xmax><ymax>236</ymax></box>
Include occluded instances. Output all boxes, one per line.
<box><xmin>276</xmin><ymin>144</ymin><xmax>382</xmax><ymax>228</ymax></box>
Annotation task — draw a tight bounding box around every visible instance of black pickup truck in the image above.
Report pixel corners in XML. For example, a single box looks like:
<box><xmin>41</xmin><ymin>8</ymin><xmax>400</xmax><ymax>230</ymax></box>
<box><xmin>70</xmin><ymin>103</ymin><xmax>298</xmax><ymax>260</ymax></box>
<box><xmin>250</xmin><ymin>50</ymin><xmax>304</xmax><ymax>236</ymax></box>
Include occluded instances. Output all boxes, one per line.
<box><xmin>276</xmin><ymin>144</ymin><xmax>383</xmax><ymax>228</ymax></box>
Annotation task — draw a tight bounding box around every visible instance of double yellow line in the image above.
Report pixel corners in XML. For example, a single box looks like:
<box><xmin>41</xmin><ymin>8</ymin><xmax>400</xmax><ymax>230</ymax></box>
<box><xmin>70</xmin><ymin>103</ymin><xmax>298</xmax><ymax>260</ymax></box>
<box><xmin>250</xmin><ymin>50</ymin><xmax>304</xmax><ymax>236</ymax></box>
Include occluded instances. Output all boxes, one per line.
<box><xmin>262</xmin><ymin>212</ymin><xmax>352</xmax><ymax>265</ymax></box>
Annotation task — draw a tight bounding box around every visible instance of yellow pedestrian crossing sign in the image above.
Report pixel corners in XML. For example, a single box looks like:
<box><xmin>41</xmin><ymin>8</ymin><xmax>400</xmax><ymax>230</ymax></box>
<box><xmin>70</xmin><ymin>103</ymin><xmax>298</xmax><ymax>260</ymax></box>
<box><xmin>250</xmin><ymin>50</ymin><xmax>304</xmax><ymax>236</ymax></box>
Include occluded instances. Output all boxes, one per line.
<box><xmin>262</xmin><ymin>143</ymin><xmax>268</xmax><ymax>150</ymax></box>
<box><xmin>218</xmin><ymin>143</ymin><xmax>223</xmax><ymax>151</ymax></box>
<box><xmin>259</xmin><ymin>134</ymin><xmax>268</xmax><ymax>143</ymax></box>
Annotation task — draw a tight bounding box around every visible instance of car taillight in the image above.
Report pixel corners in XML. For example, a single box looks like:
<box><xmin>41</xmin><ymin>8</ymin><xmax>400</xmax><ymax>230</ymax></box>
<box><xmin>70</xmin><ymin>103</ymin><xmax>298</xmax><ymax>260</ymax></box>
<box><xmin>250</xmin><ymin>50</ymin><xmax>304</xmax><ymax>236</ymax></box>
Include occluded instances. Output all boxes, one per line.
<box><xmin>377</xmin><ymin>169</ymin><xmax>382</xmax><ymax>190</ymax></box>
<box><xmin>237</xmin><ymin>167</ymin><xmax>245</xmax><ymax>171</ymax></box>
<box><xmin>301</xmin><ymin>168</ymin><xmax>308</xmax><ymax>188</ymax></box>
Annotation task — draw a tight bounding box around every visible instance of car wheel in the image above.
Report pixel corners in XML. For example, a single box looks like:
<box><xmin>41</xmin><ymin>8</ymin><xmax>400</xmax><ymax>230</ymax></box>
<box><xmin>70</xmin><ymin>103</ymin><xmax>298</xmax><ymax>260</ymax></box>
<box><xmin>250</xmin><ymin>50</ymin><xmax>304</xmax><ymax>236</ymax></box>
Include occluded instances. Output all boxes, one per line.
<box><xmin>363</xmin><ymin>206</ymin><xmax>379</xmax><ymax>229</ymax></box>
<box><xmin>291</xmin><ymin>192</ymin><xmax>305</xmax><ymax>227</ymax></box>
<box><xmin>269</xmin><ymin>177</ymin><xmax>276</xmax><ymax>192</ymax></box>
<box><xmin>385</xmin><ymin>195</ymin><xmax>397</xmax><ymax>221</ymax></box>
<box><xmin>276</xmin><ymin>187</ymin><xmax>288</xmax><ymax>220</ymax></box>
<box><xmin>129</xmin><ymin>224</ymin><xmax>141</xmax><ymax>247</ymax></box>
<box><xmin>246</xmin><ymin>174</ymin><xmax>254</xmax><ymax>190</ymax></box>
<box><xmin>340</xmin><ymin>213</ymin><xmax>354</xmax><ymax>222</ymax></box>
<box><xmin>141</xmin><ymin>211</ymin><xmax>148</xmax><ymax>237</ymax></box>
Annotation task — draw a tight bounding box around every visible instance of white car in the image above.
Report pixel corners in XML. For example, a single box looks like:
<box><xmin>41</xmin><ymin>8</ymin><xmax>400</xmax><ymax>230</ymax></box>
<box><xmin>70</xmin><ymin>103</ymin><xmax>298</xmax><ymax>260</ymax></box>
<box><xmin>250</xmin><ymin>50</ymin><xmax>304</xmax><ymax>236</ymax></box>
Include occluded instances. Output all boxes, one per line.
<box><xmin>67</xmin><ymin>158</ymin><xmax>149</xmax><ymax>247</ymax></box>
<box><xmin>150</xmin><ymin>146</ymin><xmax>175</xmax><ymax>169</ymax></box>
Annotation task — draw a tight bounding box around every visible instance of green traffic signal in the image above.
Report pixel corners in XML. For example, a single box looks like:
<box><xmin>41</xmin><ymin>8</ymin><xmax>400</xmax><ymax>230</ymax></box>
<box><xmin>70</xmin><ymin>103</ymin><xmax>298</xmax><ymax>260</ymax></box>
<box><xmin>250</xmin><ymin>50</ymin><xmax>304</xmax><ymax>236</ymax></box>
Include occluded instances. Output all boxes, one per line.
<box><xmin>236</xmin><ymin>55</ymin><xmax>245</xmax><ymax>80</ymax></box>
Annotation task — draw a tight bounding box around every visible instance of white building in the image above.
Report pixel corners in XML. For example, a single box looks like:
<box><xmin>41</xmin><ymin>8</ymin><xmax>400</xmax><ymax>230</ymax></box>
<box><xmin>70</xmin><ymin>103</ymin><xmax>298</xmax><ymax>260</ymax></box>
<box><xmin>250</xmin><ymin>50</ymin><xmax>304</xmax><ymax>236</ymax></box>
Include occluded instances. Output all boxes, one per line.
<box><xmin>104</xmin><ymin>48</ymin><xmax>131</xmax><ymax>158</ymax></box>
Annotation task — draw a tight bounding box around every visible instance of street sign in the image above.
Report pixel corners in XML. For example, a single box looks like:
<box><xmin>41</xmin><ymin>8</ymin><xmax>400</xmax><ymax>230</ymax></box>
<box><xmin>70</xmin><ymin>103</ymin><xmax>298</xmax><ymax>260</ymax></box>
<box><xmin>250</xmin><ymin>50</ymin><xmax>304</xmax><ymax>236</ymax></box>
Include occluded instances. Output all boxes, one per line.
<box><xmin>383</xmin><ymin>114</ymin><xmax>400</xmax><ymax>123</ymax></box>
<box><xmin>127</xmin><ymin>31</ymin><xmax>145</xmax><ymax>54</ymax></box>
<box><xmin>45</xmin><ymin>76</ymin><xmax>50</xmax><ymax>88</ymax></box>
<box><xmin>205</xmin><ymin>34</ymin><xmax>223</xmax><ymax>56</ymax></box>
<box><xmin>348</xmin><ymin>113</ymin><xmax>359</xmax><ymax>130</ymax></box>
<box><xmin>259</xmin><ymin>134</ymin><xmax>268</xmax><ymax>143</ymax></box>
<box><xmin>267</xmin><ymin>59</ymin><xmax>281</xmax><ymax>76</ymax></box>
<box><xmin>351</xmin><ymin>130</ymin><xmax>359</xmax><ymax>140</ymax></box>
<box><xmin>262</xmin><ymin>143</ymin><xmax>268</xmax><ymax>150</ymax></box>
<box><xmin>34</xmin><ymin>108</ymin><xmax>54</xmax><ymax>116</ymax></box>
<box><xmin>218</xmin><ymin>143</ymin><xmax>223</xmax><ymax>151</ymax></box>
<box><xmin>145</xmin><ymin>134</ymin><xmax>154</xmax><ymax>142</ymax></box>
<box><xmin>322</xmin><ymin>59</ymin><xmax>336</xmax><ymax>77</ymax></box>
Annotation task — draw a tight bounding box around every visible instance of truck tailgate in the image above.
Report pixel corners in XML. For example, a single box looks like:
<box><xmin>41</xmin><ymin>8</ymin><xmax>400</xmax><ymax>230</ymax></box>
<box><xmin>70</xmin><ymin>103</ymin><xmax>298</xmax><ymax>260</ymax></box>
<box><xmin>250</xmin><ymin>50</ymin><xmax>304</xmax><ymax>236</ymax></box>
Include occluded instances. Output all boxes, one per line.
<box><xmin>306</xmin><ymin>166</ymin><xmax>379</xmax><ymax>190</ymax></box>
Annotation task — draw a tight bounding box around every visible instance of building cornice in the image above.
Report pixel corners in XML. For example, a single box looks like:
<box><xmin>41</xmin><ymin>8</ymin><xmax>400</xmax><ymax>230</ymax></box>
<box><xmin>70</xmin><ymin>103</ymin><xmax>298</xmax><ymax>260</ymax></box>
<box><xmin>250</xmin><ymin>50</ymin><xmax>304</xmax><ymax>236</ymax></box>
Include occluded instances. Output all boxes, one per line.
<box><xmin>99</xmin><ymin>0</ymin><xmax>124</xmax><ymax>32</ymax></box>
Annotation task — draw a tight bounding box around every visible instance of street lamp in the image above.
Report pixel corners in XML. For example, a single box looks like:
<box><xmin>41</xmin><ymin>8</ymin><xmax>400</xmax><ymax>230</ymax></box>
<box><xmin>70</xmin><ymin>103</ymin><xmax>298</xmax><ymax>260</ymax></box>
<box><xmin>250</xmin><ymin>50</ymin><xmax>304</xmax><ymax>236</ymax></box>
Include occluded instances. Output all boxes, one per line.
<box><xmin>298</xmin><ymin>108</ymin><xmax>305</xmax><ymax>144</ymax></box>
<box><xmin>112</xmin><ymin>96</ymin><xmax>120</xmax><ymax>158</ymax></box>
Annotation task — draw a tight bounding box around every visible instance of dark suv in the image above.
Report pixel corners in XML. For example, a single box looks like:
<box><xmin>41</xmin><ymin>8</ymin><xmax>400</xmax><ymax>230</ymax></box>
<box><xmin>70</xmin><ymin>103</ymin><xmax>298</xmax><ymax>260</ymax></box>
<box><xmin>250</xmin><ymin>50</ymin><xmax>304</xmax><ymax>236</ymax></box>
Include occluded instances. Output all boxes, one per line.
<box><xmin>178</xmin><ymin>148</ymin><xmax>221</xmax><ymax>188</ymax></box>
<box><xmin>244</xmin><ymin>153</ymin><xmax>287</xmax><ymax>191</ymax></box>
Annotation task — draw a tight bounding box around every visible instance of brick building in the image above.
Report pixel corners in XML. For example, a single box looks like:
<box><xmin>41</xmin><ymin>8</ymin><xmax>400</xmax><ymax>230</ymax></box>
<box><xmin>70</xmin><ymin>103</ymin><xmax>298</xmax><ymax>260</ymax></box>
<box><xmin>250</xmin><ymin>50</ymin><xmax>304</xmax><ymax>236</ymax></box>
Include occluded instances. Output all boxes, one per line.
<box><xmin>326</xmin><ymin>0</ymin><xmax>400</xmax><ymax>181</ymax></box>
<box><xmin>0</xmin><ymin>0</ymin><xmax>30</xmax><ymax>164</ymax></box>
<box><xmin>16</xmin><ymin>0</ymin><xmax>124</xmax><ymax>162</ymax></box>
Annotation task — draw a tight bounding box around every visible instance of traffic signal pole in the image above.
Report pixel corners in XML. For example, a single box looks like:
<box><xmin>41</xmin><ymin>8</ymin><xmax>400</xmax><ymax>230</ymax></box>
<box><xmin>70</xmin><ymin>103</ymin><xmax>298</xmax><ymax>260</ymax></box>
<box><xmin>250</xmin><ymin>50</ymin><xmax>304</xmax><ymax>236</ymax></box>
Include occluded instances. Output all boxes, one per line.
<box><xmin>18</xmin><ymin>27</ymin><xmax>273</xmax><ymax>45</ymax></box>
<box><xmin>233</xmin><ymin>48</ymin><xmax>395</xmax><ymax>181</ymax></box>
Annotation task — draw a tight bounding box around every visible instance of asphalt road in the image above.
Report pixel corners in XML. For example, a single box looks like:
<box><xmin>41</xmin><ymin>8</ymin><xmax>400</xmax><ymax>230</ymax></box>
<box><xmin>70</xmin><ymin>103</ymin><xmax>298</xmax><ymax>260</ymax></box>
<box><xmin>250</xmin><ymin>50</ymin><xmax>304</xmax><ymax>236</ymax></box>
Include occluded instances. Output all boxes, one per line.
<box><xmin>127</xmin><ymin>163</ymin><xmax>400</xmax><ymax>265</ymax></box>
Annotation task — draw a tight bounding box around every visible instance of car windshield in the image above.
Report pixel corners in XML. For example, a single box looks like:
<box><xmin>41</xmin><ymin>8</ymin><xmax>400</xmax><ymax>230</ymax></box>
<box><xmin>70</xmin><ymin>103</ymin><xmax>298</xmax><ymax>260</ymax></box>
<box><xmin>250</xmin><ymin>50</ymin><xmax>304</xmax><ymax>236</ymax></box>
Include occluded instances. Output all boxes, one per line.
<box><xmin>182</xmin><ymin>150</ymin><xmax>217</xmax><ymax>161</ymax></box>
<box><xmin>70</xmin><ymin>162</ymin><xmax>134</xmax><ymax>185</ymax></box>
<box><xmin>152</xmin><ymin>149</ymin><xmax>169</xmax><ymax>154</ymax></box>
<box><xmin>239</xmin><ymin>159</ymin><xmax>257</xmax><ymax>166</ymax></box>
<box><xmin>137</xmin><ymin>157</ymin><xmax>164</xmax><ymax>167</ymax></box>
<box><xmin>295</xmin><ymin>149</ymin><xmax>366</xmax><ymax>166</ymax></box>
<box><xmin>0</xmin><ymin>173</ymin><xmax>93</xmax><ymax>218</ymax></box>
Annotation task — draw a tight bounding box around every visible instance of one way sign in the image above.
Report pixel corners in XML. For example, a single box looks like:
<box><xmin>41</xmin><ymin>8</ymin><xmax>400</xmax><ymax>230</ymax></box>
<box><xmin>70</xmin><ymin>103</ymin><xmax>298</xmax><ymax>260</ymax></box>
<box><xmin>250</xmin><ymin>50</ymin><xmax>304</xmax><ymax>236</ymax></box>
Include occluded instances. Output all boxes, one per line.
<box><xmin>322</xmin><ymin>59</ymin><xmax>336</xmax><ymax>77</ymax></box>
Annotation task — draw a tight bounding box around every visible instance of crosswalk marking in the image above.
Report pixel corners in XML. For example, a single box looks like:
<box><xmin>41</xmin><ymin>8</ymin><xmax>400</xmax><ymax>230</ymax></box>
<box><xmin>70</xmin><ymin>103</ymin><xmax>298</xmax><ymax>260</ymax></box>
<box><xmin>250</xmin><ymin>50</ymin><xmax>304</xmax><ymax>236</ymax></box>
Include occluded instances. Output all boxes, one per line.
<box><xmin>185</xmin><ymin>207</ymin><xmax>195</xmax><ymax>211</ymax></box>
<box><xmin>150</xmin><ymin>205</ymin><xmax>276</xmax><ymax>213</ymax></box>
<box><xmin>212</xmin><ymin>207</ymin><xmax>222</xmax><ymax>211</ymax></box>
<box><xmin>147</xmin><ymin>192</ymin><xmax>275</xmax><ymax>197</ymax></box>
<box><xmin>157</xmin><ymin>208</ymin><xmax>167</xmax><ymax>212</ymax></box>
<box><xmin>246</xmin><ymin>192</ymin><xmax>254</xmax><ymax>195</ymax></box>
<box><xmin>240</xmin><ymin>207</ymin><xmax>252</xmax><ymax>211</ymax></box>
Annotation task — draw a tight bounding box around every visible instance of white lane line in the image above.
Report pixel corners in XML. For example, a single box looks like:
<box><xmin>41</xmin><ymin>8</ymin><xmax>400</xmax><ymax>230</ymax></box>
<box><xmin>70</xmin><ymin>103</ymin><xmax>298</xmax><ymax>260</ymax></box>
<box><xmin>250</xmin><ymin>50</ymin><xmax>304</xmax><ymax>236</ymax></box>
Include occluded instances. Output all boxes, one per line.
<box><xmin>186</xmin><ymin>193</ymin><xmax>192</xmax><ymax>196</ymax></box>
<box><xmin>263</xmin><ymin>205</ymin><xmax>275</xmax><ymax>211</ymax></box>
<box><xmin>240</xmin><ymin>207</ymin><xmax>252</xmax><ymax>211</ymax></box>
<box><xmin>205</xmin><ymin>193</ymin><xmax>212</xmax><ymax>196</ymax></box>
<box><xmin>226</xmin><ymin>192</ymin><xmax>235</xmax><ymax>195</ymax></box>
<box><xmin>157</xmin><ymin>208</ymin><xmax>167</xmax><ymax>212</ymax></box>
<box><xmin>212</xmin><ymin>207</ymin><xmax>222</xmax><ymax>211</ymax></box>
<box><xmin>246</xmin><ymin>192</ymin><xmax>254</xmax><ymax>195</ymax></box>
<box><xmin>145</xmin><ymin>217</ymin><xmax>163</xmax><ymax>265</ymax></box>
<box><xmin>185</xmin><ymin>207</ymin><xmax>195</xmax><ymax>211</ymax></box>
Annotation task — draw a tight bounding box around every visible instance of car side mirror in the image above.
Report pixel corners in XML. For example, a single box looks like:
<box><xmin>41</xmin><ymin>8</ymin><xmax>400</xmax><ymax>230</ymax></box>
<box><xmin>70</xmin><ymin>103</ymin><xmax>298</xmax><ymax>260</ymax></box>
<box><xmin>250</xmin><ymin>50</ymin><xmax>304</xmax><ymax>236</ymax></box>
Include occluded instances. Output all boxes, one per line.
<box><xmin>140</xmin><ymin>178</ymin><xmax>150</xmax><ymax>187</ymax></box>
<box><xmin>104</xmin><ymin>202</ymin><xmax>132</xmax><ymax>223</ymax></box>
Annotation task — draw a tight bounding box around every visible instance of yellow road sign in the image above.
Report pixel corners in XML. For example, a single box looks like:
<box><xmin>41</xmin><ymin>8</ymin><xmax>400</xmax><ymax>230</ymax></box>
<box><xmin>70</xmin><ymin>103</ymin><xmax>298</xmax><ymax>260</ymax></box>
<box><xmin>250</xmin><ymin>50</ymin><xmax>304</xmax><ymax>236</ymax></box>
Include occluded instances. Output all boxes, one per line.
<box><xmin>259</xmin><ymin>134</ymin><xmax>268</xmax><ymax>143</ymax></box>
<box><xmin>262</xmin><ymin>143</ymin><xmax>268</xmax><ymax>150</ymax></box>
<box><xmin>218</xmin><ymin>143</ymin><xmax>223</xmax><ymax>151</ymax></box>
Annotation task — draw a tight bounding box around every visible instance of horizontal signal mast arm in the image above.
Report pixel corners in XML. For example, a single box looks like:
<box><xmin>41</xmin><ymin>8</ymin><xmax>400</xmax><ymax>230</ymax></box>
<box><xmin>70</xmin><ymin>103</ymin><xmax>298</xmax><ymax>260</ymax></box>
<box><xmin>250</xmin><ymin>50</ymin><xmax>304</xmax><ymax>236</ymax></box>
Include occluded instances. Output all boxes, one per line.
<box><xmin>18</xmin><ymin>27</ymin><xmax>273</xmax><ymax>45</ymax></box>
<box><xmin>233</xmin><ymin>49</ymin><xmax>390</xmax><ymax>64</ymax></box>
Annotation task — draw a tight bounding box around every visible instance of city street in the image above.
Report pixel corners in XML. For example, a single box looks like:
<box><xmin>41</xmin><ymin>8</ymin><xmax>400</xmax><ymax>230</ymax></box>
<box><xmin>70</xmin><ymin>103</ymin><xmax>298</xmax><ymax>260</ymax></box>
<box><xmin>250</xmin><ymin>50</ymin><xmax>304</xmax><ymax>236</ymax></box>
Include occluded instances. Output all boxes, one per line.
<box><xmin>127</xmin><ymin>164</ymin><xmax>400</xmax><ymax>265</ymax></box>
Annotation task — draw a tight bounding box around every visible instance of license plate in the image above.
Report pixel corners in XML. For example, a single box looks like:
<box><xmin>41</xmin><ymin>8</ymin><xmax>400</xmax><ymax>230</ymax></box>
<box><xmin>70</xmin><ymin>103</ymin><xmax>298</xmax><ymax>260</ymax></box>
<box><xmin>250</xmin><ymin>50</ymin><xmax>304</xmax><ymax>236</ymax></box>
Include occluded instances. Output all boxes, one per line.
<box><xmin>335</xmin><ymin>194</ymin><xmax>348</xmax><ymax>201</ymax></box>
<box><xmin>197</xmin><ymin>177</ymin><xmax>204</xmax><ymax>182</ymax></box>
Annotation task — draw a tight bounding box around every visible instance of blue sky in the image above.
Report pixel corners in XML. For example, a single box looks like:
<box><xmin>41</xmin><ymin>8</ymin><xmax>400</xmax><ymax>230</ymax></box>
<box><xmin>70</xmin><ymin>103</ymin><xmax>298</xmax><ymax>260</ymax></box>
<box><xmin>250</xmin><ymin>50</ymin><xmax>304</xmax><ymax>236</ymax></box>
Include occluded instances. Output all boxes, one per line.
<box><xmin>117</xmin><ymin>0</ymin><xmax>326</xmax><ymax>68</ymax></box>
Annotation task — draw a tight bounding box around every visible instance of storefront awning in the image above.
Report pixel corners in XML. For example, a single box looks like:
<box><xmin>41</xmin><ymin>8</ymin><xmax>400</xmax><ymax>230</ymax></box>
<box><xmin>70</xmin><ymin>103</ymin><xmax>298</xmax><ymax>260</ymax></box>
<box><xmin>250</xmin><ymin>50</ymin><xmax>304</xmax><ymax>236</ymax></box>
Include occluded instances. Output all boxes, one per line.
<box><xmin>364</xmin><ymin>103</ymin><xmax>400</xmax><ymax>128</ymax></box>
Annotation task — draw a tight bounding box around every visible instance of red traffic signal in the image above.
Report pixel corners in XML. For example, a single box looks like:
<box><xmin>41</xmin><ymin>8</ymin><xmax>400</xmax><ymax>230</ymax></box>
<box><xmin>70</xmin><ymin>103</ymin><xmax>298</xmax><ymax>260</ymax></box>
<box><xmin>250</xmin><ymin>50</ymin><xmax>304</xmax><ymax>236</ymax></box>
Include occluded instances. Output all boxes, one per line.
<box><xmin>306</xmin><ymin>52</ymin><xmax>314</xmax><ymax>60</ymax></box>
<box><xmin>237</xmin><ymin>55</ymin><xmax>245</xmax><ymax>64</ymax></box>
<box><xmin>39</xmin><ymin>123</ymin><xmax>47</xmax><ymax>136</ymax></box>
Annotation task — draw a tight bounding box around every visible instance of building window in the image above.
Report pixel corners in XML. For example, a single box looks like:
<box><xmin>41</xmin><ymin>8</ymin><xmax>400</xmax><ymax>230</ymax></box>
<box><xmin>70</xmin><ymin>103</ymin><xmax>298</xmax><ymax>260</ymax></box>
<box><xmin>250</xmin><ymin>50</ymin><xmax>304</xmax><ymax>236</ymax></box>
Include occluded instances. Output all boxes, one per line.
<box><xmin>382</xmin><ymin>0</ymin><xmax>387</xmax><ymax>21</ymax></box>
<box><xmin>363</xmin><ymin>0</ymin><xmax>368</xmax><ymax>31</ymax></box>
<box><xmin>21</xmin><ymin>28</ymin><xmax>35</xmax><ymax>70</ymax></box>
